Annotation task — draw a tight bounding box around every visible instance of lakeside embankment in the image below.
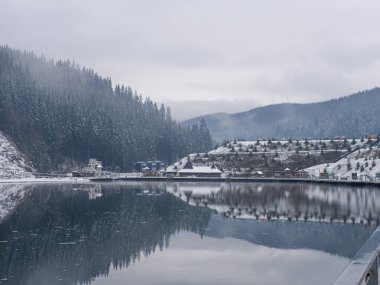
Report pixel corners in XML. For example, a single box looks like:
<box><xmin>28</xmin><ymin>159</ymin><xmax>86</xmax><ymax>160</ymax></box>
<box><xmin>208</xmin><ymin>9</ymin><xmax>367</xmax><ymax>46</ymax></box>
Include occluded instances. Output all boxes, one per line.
<box><xmin>0</xmin><ymin>176</ymin><xmax>379</xmax><ymax>188</ymax></box>
<box><xmin>101</xmin><ymin>176</ymin><xmax>380</xmax><ymax>187</ymax></box>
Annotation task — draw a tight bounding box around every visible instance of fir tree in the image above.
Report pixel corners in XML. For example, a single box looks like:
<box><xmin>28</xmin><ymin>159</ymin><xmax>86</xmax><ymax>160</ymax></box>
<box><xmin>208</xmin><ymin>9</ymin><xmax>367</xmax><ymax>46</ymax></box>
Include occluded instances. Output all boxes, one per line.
<box><xmin>0</xmin><ymin>46</ymin><xmax>213</xmax><ymax>171</ymax></box>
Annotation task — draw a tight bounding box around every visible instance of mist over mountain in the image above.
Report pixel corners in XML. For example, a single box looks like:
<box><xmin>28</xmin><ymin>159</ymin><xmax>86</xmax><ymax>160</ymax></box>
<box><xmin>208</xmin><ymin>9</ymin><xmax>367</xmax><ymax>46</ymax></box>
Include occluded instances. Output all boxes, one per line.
<box><xmin>185</xmin><ymin>89</ymin><xmax>380</xmax><ymax>142</ymax></box>
<box><xmin>0</xmin><ymin>46</ymin><xmax>213</xmax><ymax>172</ymax></box>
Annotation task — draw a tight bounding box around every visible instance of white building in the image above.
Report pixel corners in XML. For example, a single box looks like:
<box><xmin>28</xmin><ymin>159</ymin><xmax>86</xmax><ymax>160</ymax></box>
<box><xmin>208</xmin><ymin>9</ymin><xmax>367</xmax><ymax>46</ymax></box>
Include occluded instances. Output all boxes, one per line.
<box><xmin>87</xmin><ymin>158</ymin><xmax>103</xmax><ymax>173</ymax></box>
<box><xmin>177</xmin><ymin>166</ymin><xmax>222</xmax><ymax>177</ymax></box>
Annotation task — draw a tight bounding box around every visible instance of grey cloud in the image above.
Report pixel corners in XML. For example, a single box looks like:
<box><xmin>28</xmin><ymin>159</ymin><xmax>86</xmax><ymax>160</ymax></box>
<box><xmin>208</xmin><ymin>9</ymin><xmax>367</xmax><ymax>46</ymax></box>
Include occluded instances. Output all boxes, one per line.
<box><xmin>1</xmin><ymin>0</ymin><xmax>380</xmax><ymax>119</ymax></box>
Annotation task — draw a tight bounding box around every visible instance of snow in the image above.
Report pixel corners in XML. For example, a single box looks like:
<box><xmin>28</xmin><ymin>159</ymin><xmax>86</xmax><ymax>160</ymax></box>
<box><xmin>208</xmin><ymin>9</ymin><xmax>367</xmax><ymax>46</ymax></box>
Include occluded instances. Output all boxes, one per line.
<box><xmin>209</xmin><ymin>139</ymin><xmax>365</xmax><ymax>156</ymax></box>
<box><xmin>0</xmin><ymin>131</ymin><xmax>34</xmax><ymax>179</ymax></box>
<box><xmin>305</xmin><ymin>145</ymin><xmax>380</xmax><ymax>180</ymax></box>
<box><xmin>0</xmin><ymin>177</ymin><xmax>90</xmax><ymax>184</ymax></box>
<box><xmin>165</xmin><ymin>154</ymin><xmax>199</xmax><ymax>173</ymax></box>
<box><xmin>178</xmin><ymin>166</ymin><xmax>222</xmax><ymax>174</ymax></box>
<box><xmin>167</xmin><ymin>138</ymin><xmax>373</xmax><ymax>177</ymax></box>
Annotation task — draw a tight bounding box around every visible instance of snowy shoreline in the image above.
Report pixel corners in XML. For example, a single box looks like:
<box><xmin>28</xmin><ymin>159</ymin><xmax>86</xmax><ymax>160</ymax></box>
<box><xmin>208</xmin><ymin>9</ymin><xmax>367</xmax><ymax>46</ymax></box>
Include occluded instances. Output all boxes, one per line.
<box><xmin>0</xmin><ymin>177</ymin><xmax>90</xmax><ymax>184</ymax></box>
<box><xmin>0</xmin><ymin>176</ymin><xmax>379</xmax><ymax>188</ymax></box>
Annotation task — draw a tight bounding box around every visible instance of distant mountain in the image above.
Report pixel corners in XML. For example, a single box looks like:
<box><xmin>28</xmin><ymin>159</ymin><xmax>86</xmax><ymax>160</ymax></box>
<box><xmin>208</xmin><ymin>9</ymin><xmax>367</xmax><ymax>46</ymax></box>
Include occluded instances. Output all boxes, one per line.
<box><xmin>0</xmin><ymin>46</ymin><xmax>213</xmax><ymax>171</ymax></box>
<box><xmin>184</xmin><ymin>89</ymin><xmax>380</xmax><ymax>141</ymax></box>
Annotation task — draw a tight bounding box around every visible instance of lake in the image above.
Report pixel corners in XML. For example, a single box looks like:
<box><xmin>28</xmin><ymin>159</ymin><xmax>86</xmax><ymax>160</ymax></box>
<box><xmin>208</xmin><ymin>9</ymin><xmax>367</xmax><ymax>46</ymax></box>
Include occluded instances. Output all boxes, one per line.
<box><xmin>0</xmin><ymin>182</ymin><xmax>378</xmax><ymax>285</ymax></box>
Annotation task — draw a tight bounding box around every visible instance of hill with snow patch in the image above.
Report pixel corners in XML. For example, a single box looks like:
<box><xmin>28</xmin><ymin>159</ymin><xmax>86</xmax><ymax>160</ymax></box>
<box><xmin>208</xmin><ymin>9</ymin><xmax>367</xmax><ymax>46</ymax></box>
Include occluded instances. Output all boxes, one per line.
<box><xmin>305</xmin><ymin>142</ymin><xmax>380</xmax><ymax>180</ymax></box>
<box><xmin>0</xmin><ymin>131</ymin><xmax>34</xmax><ymax>179</ymax></box>
<box><xmin>167</xmin><ymin>138</ymin><xmax>373</xmax><ymax>177</ymax></box>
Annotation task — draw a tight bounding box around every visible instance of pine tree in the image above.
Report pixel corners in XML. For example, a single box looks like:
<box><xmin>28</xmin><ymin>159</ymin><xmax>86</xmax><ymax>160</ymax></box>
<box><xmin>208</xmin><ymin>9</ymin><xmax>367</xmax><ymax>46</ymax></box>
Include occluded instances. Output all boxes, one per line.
<box><xmin>0</xmin><ymin>46</ymin><xmax>214</xmax><ymax>171</ymax></box>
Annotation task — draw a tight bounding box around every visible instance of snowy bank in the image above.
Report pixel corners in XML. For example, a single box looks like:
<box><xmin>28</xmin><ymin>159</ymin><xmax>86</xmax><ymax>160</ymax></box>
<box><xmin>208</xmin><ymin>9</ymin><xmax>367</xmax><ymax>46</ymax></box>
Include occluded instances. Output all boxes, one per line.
<box><xmin>0</xmin><ymin>131</ymin><xmax>34</xmax><ymax>179</ymax></box>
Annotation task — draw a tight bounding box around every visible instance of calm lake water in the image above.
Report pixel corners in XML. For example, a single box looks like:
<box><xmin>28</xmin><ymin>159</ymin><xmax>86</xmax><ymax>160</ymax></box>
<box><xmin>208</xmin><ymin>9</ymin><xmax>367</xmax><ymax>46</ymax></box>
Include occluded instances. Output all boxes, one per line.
<box><xmin>0</xmin><ymin>182</ymin><xmax>379</xmax><ymax>285</ymax></box>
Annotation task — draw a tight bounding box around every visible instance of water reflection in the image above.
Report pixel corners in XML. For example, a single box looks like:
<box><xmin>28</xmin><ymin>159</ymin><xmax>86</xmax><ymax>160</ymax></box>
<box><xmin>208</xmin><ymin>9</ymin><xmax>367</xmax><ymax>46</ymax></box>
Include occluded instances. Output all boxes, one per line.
<box><xmin>0</xmin><ymin>183</ymin><xmax>210</xmax><ymax>285</ymax></box>
<box><xmin>92</xmin><ymin>231</ymin><xmax>350</xmax><ymax>285</ymax></box>
<box><xmin>168</xmin><ymin>182</ymin><xmax>380</xmax><ymax>226</ymax></box>
<box><xmin>0</xmin><ymin>184</ymin><xmax>32</xmax><ymax>221</ymax></box>
<box><xmin>0</xmin><ymin>182</ymin><xmax>377</xmax><ymax>285</ymax></box>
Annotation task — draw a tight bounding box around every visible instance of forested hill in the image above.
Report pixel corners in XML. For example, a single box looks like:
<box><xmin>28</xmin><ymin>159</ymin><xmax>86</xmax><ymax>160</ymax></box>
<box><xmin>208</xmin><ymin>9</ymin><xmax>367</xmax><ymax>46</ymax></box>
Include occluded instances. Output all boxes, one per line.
<box><xmin>185</xmin><ymin>88</ymin><xmax>380</xmax><ymax>142</ymax></box>
<box><xmin>0</xmin><ymin>46</ymin><xmax>213</xmax><ymax>172</ymax></box>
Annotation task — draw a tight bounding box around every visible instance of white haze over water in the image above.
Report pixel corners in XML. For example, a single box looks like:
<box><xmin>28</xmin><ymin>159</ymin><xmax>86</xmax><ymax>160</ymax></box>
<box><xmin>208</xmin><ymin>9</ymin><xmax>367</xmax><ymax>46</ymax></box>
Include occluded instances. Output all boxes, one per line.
<box><xmin>1</xmin><ymin>0</ymin><xmax>380</xmax><ymax>120</ymax></box>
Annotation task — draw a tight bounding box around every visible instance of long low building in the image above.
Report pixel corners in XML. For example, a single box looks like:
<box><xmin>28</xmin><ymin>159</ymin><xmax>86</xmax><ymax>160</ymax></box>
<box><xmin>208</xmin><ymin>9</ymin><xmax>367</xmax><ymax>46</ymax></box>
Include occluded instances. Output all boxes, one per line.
<box><xmin>166</xmin><ymin>157</ymin><xmax>222</xmax><ymax>178</ymax></box>
<box><xmin>177</xmin><ymin>166</ymin><xmax>222</xmax><ymax>178</ymax></box>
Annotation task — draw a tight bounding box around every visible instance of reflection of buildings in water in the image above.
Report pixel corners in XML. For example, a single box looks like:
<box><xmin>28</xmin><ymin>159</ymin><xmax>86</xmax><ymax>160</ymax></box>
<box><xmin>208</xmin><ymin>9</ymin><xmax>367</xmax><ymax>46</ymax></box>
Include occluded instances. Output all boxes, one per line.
<box><xmin>135</xmin><ymin>187</ymin><xmax>164</xmax><ymax>196</ymax></box>
<box><xmin>73</xmin><ymin>184</ymin><xmax>103</xmax><ymax>200</ymax></box>
<box><xmin>87</xmin><ymin>184</ymin><xmax>102</xmax><ymax>200</ymax></box>
<box><xmin>167</xmin><ymin>182</ymin><xmax>380</xmax><ymax>226</ymax></box>
<box><xmin>166</xmin><ymin>182</ymin><xmax>222</xmax><ymax>196</ymax></box>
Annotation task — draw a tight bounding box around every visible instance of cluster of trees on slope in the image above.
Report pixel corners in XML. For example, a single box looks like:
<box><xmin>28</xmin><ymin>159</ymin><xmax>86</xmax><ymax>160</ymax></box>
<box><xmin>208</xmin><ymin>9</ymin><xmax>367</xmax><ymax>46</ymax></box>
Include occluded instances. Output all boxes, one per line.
<box><xmin>185</xmin><ymin>88</ymin><xmax>380</xmax><ymax>141</ymax></box>
<box><xmin>0</xmin><ymin>46</ymin><xmax>213</xmax><ymax>171</ymax></box>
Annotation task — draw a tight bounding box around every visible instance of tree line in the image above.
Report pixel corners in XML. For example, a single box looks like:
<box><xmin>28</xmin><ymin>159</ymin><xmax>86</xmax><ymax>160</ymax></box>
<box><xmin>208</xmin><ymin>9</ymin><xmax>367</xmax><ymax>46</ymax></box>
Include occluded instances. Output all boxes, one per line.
<box><xmin>0</xmin><ymin>46</ymin><xmax>213</xmax><ymax>171</ymax></box>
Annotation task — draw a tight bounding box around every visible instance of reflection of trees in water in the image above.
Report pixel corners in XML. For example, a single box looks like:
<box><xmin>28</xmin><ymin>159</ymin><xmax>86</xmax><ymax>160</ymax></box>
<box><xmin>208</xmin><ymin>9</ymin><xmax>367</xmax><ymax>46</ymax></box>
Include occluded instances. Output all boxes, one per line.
<box><xmin>166</xmin><ymin>182</ymin><xmax>375</xmax><ymax>258</ymax></box>
<box><xmin>188</xmin><ymin>183</ymin><xmax>380</xmax><ymax>225</ymax></box>
<box><xmin>0</xmin><ymin>184</ymin><xmax>211</xmax><ymax>285</ymax></box>
<box><xmin>0</xmin><ymin>182</ymin><xmax>378</xmax><ymax>284</ymax></box>
<box><xmin>0</xmin><ymin>184</ymin><xmax>33</xmax><ymax>221</ymax></box>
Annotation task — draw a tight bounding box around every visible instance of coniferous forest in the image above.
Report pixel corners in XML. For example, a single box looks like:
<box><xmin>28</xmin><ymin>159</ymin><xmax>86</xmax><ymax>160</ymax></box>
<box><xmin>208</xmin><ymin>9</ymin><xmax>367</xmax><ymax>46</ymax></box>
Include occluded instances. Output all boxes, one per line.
<box><xmin>0</xmin><ymin>46</ymin><xmax>213</xmax><ymax>171</ymax></box>
<box><xmin>186</xmin><ymin>88</ymin><xmax>380</xmax><ymax>142</ymax></box>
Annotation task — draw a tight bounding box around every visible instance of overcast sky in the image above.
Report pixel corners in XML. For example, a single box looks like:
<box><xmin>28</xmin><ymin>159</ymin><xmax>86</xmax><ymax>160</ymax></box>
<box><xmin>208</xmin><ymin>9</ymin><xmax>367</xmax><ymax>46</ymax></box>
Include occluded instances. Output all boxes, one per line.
<box><xmin>1</xmin><ymin>0</ymin><xmax>380</xmax><ymax>120</ymax></box>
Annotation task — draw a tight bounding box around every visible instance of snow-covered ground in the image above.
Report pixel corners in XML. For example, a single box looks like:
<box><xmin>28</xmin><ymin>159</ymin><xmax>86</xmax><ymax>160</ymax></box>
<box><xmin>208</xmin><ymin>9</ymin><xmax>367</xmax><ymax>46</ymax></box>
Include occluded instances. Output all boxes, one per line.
<box><xmin>0</xmin><ymin>131</ymin><xmax>34</xmax><ymax>179</ymax></box>
<box><xmin>167</xmin><ymin>138</ymin><xmax>372</xmax><ymax>176</ymax></box>
<box><xmin>209</xmin><ymin>138</ymin><xmax>365</xmax><ymax>155</ymax></box>
<box><xmin>165</xmin><ymin>154</ymin><xmax>200</xmax><ymax>173</ymax></box>
<box><xmin>0</xmin><ymin>177</ymin><xmax>90</xmax><ymax>184</ymax></box>
<box><xmin>305</xmin><ymin>145</ymin><xmax>380</xmax><ymax>180</ymax></box>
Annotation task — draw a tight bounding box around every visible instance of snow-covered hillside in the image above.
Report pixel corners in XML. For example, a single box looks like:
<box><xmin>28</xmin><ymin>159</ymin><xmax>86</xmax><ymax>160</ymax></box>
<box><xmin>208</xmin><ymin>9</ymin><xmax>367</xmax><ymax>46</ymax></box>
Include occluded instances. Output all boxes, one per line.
<box><xmin>0</xmin><ymin>131</ymin><xmax>34</xmax><ymax>179</ymax></box>
<box><xmin>209</xmin><ymin>138</ymin><xmax>365</xmax><ymax>156</ymax></box>
<box><xmin>305</xmin><ymin>144</ymin><xmax>380</xmax><ymax>180</ymax></box>
<box><xmin>165</xmin><ymin>154</ymin><xmax>200</xmax><ymax>173</ymax></box>
<box><xmin>167</xmin><ymin>138</ymin><xmax>378</xmax><ymax>177</ymax></box>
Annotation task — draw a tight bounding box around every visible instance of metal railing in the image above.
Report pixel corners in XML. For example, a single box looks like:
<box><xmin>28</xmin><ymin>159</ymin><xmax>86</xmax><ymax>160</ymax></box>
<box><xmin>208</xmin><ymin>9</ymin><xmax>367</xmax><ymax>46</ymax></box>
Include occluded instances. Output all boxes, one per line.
<box><xmin>334</xmin><ymin>227</ymin><xmax>380</xmax><ymax>285</ymax></box>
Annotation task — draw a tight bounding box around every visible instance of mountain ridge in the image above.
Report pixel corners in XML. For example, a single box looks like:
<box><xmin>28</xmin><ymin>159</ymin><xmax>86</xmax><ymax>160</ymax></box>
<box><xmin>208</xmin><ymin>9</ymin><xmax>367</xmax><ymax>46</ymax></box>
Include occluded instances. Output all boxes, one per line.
<box><xmin>184</xmin><ymin>88</ymin><xmax>380</xmax><ymax>141</ymax></box>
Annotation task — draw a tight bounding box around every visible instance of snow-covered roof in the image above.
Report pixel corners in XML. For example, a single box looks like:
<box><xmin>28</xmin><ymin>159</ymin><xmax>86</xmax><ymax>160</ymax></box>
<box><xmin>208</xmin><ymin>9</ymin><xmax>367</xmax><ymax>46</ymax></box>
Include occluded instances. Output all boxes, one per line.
<box><xmin>178</xmin><ymin>166</ymin><xmax>222</xmax><ymax>174</ymax></box>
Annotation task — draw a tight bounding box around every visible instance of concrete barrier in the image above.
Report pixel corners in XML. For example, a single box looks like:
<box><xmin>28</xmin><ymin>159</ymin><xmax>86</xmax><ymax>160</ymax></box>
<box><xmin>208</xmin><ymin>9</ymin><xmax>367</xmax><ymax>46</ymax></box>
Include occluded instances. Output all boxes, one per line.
<box><xmin>334</xmin><ymin>227</ymin><xmax>380</xmax><ymax>285</ymax></box>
